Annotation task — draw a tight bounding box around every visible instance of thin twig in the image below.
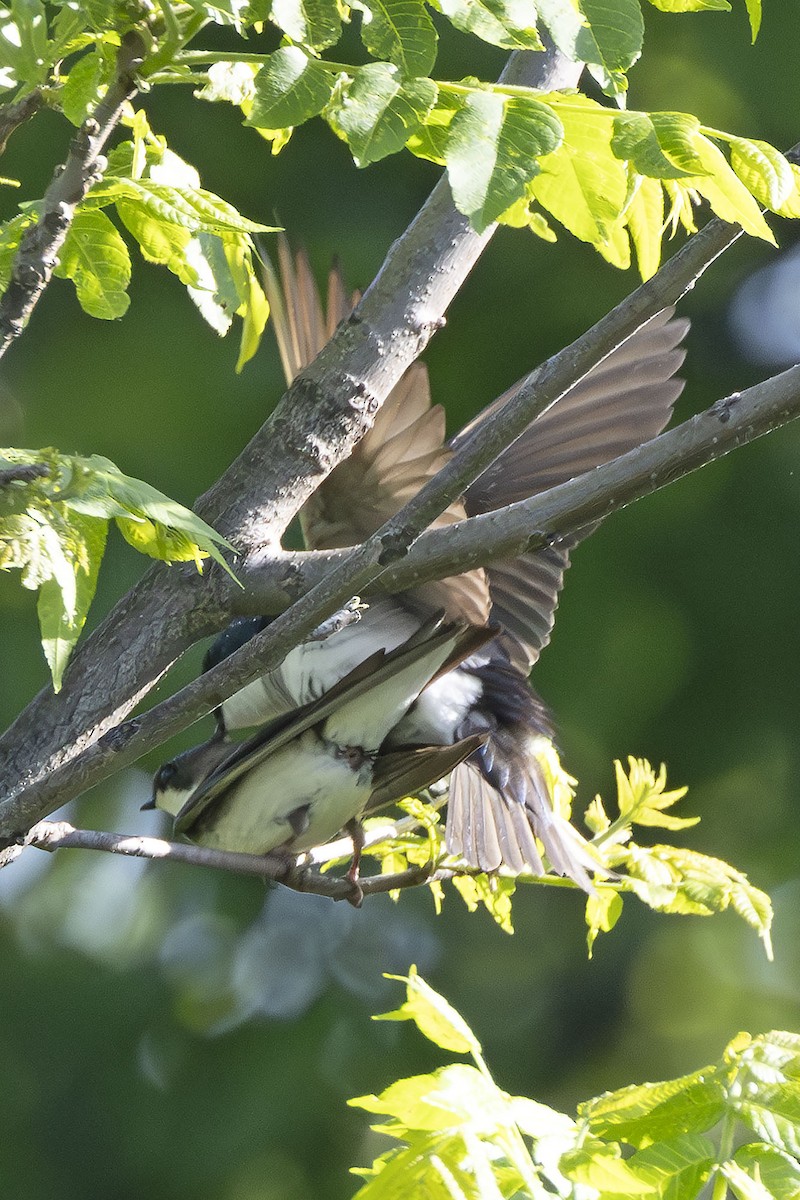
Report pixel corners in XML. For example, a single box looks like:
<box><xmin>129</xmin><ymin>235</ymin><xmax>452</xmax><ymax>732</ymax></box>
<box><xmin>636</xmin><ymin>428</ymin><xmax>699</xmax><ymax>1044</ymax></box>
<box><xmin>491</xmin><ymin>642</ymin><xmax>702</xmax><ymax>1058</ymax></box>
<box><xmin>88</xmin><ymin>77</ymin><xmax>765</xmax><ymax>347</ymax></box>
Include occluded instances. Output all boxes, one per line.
<box><xmin>0</xmin><ymin>88</ymin><xmax>44</xmax><ymax>155</ymax></box>
<box><xmin>23</xmin><ymin>819</ymin><xmax>436</xmax><ymax>900</ymax></box>
<box><xmin>0</xmin><ymin>32</ymin><xmax>145</xmax><ymax>359</ymax></box>
<box><xmin>0</xmin><ymin>463</ymin><xmax>50</xmax><ymax>487</ymax></box>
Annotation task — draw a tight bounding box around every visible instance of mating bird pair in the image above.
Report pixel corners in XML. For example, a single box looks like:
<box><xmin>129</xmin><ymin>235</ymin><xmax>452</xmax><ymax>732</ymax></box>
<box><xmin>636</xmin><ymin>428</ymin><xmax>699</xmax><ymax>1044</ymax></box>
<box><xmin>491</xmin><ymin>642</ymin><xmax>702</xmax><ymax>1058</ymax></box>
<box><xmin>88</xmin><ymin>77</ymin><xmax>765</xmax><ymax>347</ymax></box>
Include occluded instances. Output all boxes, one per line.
<box><xmin>152</xmin><ymin>243</ymin><xmax>688</xmax><ymax>892</ymax></box>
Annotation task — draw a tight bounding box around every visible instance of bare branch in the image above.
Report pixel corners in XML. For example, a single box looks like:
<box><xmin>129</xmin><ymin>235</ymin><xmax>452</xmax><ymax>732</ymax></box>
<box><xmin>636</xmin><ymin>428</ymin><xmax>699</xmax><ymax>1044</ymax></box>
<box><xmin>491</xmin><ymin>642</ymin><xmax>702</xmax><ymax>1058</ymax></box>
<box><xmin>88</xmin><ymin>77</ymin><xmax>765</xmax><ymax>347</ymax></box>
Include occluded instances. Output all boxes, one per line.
<box><xmin>21</xmin><ymin>819</ymin><xmax>438</xmax><ymax>901</ymax></box>
<box><xmin>0</xmin><ymin>88</ymin><xmax>44</xmax><ymax>156</ymax></box>
<box><xmin>0</xmin><ymin>462</ymin><xmax>50</xmax><ymax>486</ymax></box>
<box><xmin>0</xmin><ymin>32</ymin><xmax>145</xmax><ymax>359</ymax></box>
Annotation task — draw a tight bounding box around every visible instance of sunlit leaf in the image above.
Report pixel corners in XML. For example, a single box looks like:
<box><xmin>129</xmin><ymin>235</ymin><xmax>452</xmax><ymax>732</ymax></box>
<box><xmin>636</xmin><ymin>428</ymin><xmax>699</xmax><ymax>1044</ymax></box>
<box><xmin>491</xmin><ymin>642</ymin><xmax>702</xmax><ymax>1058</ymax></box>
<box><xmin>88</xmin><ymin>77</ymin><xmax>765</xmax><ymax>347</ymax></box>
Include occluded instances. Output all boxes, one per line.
<box><xmin>355</xmin><ymin>0</ymin><xmax>438</xmax><ymax>76</ymax></box>
<box><xmin>270</xmin><ymin>0</ymin><xmax>342</xmax><ymax>48</ymax></box>
<box><xmin>328</xmin><ymin>63</ymin><xmax>437</xmax><ymax>167</ymax></box>
<box><xmin>432</xmin><ymin>0</ymin><xmax>542</xmax><ymax>51</ymax></box>
<box><xmin>446</xmin><ymin>90</ymin><xmax>563</xmax><ymax>232</ymax></box>
<box><xmin>538</xmin><ymin>0</ymin><xmax>643</xmax><ymax>93</ymax></box>
<box><xmin>374</xmin><ymin>965</ymin><xmax>482</xmax><ymax>1056</ymax></box>
<box><xmin>37</xmin><ymin>510</ymin><xmax>106</xmax><ymax>691</ymax></box>
<box><xmin>248</xmin><ymin>47</ymin><xmax>335</xmax><ymax>129</ymax></box>
<box><xmin>580</xmin><ymin>1068</ymin><xmax>727</xmax><ymax>1146</ymax></box>
<box><xmin>728</xmin><ymin>137</ymin><xmax>794</xmax><ymax>211</ymax></box>
<box><xmin>54</xmin><ymin>209</ymin><xmax>131</xmax><ymax>319</ymax></box>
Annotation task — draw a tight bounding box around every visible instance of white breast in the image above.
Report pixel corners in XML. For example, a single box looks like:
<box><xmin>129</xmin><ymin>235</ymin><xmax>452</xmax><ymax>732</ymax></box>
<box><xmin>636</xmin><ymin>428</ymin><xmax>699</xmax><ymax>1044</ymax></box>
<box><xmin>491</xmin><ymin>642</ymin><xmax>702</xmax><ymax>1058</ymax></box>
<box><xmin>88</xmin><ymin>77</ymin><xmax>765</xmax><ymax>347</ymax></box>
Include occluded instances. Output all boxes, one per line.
<box><xmin>194</xmin><ymin>730</ymin><xmax>371</xmax><ymax>855</ymax></box>
<box><xmin>390</xmin><ymin>668</ymin><xmax>483</xmax><ymax>746</ymax></box>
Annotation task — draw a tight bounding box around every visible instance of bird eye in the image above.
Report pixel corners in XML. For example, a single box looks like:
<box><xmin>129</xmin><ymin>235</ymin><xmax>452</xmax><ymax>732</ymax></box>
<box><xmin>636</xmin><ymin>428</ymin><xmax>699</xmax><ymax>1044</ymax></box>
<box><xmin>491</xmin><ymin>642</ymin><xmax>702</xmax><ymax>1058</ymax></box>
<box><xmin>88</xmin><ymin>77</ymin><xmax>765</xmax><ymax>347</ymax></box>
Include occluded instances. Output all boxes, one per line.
<box><xmin>156</xmin><ymin>761</ymin><xmax>178</xmax><ymax>789</ymax></box>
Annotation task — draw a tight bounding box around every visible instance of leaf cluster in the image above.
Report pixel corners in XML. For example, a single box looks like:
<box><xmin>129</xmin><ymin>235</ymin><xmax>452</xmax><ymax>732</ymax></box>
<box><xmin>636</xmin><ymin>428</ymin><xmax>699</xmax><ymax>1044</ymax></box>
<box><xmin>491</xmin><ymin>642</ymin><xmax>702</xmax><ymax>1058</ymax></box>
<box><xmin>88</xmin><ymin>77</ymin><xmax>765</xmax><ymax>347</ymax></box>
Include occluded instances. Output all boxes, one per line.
<box><xmin>361</xmin><ymin>755</ymin><xmax>772</xmax><ymax>957</ymax></box>
<box><xmin>0</xmin><ymin>0</ymin><xmax>789</xmax><ymax>363</ymax></box>
<box><xmin>0</xmin><ymin>447</ymin><xmax>236</xmax><ymax>688</ymax></box>
<box><xmin>350</xmin><ymin>968</ymin><xmax>800</xmax><ymax>1200</ymax></box>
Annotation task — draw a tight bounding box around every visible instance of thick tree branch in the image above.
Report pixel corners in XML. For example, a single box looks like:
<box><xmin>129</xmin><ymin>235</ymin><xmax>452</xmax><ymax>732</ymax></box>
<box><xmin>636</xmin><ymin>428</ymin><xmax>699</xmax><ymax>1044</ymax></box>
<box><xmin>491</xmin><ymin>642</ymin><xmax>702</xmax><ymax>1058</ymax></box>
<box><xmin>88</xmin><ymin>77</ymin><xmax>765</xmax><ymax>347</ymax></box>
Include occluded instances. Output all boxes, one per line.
<box><xmin>0</xmin><ymin>33</ymin><xmax>145</xmax><ymax>357</ymax></box>
<box><xmin>0</xmin><ymin>44</ymin><xmax>582</xmax><ymax>828</ymax></box>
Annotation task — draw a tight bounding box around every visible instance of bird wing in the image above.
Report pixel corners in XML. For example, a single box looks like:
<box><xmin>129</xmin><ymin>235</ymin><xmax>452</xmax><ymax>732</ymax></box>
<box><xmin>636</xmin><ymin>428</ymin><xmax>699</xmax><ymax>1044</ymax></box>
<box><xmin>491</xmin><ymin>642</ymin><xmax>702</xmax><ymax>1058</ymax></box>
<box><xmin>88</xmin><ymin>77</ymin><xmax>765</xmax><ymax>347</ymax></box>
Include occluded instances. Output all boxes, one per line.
<box><xmin>175</xmin><ymin>619</ymin><xmax>492</xmax><ymax>837</ymax></box>
<box><xmin>265</xmin><ymin>244</ymin><xmax>688</xmax><ymax>654</ymax></box>
<box><xmin>368</xmin><ymin>734</ymin><xmax>487</xmax><ymax>814</ymax></box>
<box><xmin>452</xmin><ymin>310</ymin><xmax>690</xmax><ymax>671</ymax></box>
<box><xmin>262</xmin><ymin>239</ymin><xmax>492</xmax><ymax>625</ymax></box>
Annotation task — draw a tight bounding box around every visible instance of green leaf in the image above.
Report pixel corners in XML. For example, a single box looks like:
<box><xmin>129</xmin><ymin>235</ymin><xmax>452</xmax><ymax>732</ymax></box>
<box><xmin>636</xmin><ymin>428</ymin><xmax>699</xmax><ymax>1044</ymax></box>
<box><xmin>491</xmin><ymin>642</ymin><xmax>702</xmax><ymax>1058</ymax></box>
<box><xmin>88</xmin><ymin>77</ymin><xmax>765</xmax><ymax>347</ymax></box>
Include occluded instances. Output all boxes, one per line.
<box><xmin>628</xmin><ymin>1134</ymin><xmax>716</xmax><ymax>1200</ymax></box>
<box><xmin>54</xmin><ymin>209</ymin><xmax>131</xmax><ymax>320</ymax></box>
<box><xmin>356</xmin><ymin>0</ymin><xmax>438</xmax><ymax>77</ymax></box>
<box><xmin>648</xmin><ymin>112</ymin><xmax>708</xmax><ymax>174</ymax></box>
<box><xmin>115</xmin><ymin>196</ymin><xmax>197</xmax><ymax>285</ymax></box>
<box><xmin>37</xmin><ymin>511</ymin><xmax>107</xmax><ymax>691</ymax></box>
<box><xmin>375</xmin><ymin>966</ymin><xmax>482</xmax><ymax>1056</ymax></box>
<box><xmin>452</xmin><ymin>874</ymin><xmax>516</xmax><ymax>933</ymax></box>
<box><xmin>0</xmin><ymin>0</ymin><xmax>48</xmax><ymax>89</ymax></box>
<box><xmin>432</xmin><ymin>0</ymin><xmax>542</xmax><ymax>51</ymax></box>
<box><xmin>614</xmin><ymin>758</ymin><xmax>696</xmax><ymax>831</ymax></box>
<box><xmin>248</xmin><ymin>47</ymin><xmax>335</xmax><ymax>129</ymax></box>
<box><xmin>690</xmin><ymin>133</ymin><xmax>776</xmax><ymax>244</ymax></box>
<box><xmin>538</xmin><ymin>0</ymin><xmax>643</xmax><ymax>92</ymax></box>
<box><xmin>722</xmin><ymin>1158</ymin><xmax>776</xmax><ymax>1200</ymax></box>
<box><xmin>734</xmin><ymin>1143</ymin><xmax>800</xmax><ymax>1199</ymax></box>
<box><xmin>612</xmin><ymin>113</ymin><xmax>701</xmax><ymax>180</ymax></box>
<box><xmin>328</xmin><ymin>63</ymin><xmax>437</xmax><ymax>167</ymax></box>
<box><xmin>776</xmin><ymin>166</ymin><xmax>800</xmax><ymax>219</ymax></box>
<box><xmin>270</xmin><ymin>0</ymin><xmax>342</xmax><ymax>48</ymax></box>
<box><xmin>645</xmin><ymin>0</ymin><xmax>731</xmax><ymax>12</ymax></box>
<box><xmin>744</xmin><ymin>0</ymin><xmax>761</xmax><ymax>38</ymax></box>
<box><xmin>0</xmin><ymin>212</ymin><xmax>35</xmax><ymax>291</ymax></box>
<box><xmin>585</xmin><ymin>886</ymin><xmax>623</xmax><ymax>956</ymax></box>
<box><xmin>734</xmin><ymin>1086</ymin><xmax>800</xmax><ymax>1159</ymax></box>
<box><xmin>561</xmin><ymin>1141</ymin><xmax>657</xmax><ymax>1193</ymax></box>
<box><xmin>626</xmin><ymin>174</ymin><xmax>665</xmax><ymax>280</ymax></box>
<box><xmin>58</xmin><ymin>453</ymin><xmax>237</xmax><ymax>578</ymax></box>
<box><xmin>106</xmin><ymin>177</ymin><xmax>276</xmax><ymax>237</ymax></box>
<box><xmin>350</xmin><ymin>1064</ymin><xmax>500</xmax><ymax>1133</ymax></box>
<box><xmin>580</xmin><ymin>1068</ymin><xmax>727</xmax><ymax>1146</ymax></box>
<box><xmin>60</xmin><ymin>49</ymin><xmax>106</xmax><ymax>126</ymax></box>
<box><xmin>406</xmin><ymin>91</ymin><xmax>462</xmax><ymax>164</ymax></box>
<box><xmin>446</xmin><ymin>90</ymin><xmax>563</xmax><ymax>232</ymax></box>
<box><xmin>729</xmin><ymin>138</ymin><xmax>794</xmax><ymax>211</ymax></box>
<box><xmin>529</xmin><ymin>94</ymin><xmax>628</xmax><ymax>245</ymax></box>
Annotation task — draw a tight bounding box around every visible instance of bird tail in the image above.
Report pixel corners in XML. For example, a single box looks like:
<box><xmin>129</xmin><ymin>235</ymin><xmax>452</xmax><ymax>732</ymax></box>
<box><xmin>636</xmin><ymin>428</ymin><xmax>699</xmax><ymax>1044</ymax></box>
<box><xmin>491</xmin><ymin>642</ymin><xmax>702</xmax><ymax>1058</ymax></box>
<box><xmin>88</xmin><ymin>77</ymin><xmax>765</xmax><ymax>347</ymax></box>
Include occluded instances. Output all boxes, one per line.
<box><xmin>445</xmin><ymin>735</ymin><xmax>601</xmax><ymax>893</ymax></box>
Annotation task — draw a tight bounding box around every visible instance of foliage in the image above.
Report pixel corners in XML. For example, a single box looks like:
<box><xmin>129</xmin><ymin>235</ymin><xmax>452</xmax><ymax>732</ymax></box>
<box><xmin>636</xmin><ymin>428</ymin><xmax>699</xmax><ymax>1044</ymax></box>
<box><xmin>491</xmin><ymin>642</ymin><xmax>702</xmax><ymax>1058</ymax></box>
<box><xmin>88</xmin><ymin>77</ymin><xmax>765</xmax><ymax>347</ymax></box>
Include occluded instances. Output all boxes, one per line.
<box><xmin>350</xmin><ymin>969</ymin><xmax>800</xmax><ymax>1200</ymax></box>
<box><xmin>0</xmin><ymin>447</ymin><xmax>236</xmax><ymax>688</ymax></box>
<box><xmin>0</xmin><ymin>0</ymin><xmax>790</xmax><ymax>361</ymax></box>
<box><xmin>360</xmin><ymin>755</ymin><xmax>773</xmax><ymax>955</ymax></box>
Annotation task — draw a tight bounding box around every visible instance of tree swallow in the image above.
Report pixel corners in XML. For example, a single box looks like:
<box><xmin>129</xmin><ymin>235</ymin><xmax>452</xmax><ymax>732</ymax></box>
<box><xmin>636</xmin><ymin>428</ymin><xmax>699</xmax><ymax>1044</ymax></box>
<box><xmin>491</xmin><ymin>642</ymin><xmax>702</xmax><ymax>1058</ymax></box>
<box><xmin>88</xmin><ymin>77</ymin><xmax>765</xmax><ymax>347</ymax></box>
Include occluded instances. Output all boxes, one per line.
<box><xmin>153</xmin><ymin>617</ymin><xmax>490</xmax><ymax>881</ymax></box>
<box><xmin>154</xmin><ymin>242</ymin><xmax>688</xmax><ymax>891</ymax></box>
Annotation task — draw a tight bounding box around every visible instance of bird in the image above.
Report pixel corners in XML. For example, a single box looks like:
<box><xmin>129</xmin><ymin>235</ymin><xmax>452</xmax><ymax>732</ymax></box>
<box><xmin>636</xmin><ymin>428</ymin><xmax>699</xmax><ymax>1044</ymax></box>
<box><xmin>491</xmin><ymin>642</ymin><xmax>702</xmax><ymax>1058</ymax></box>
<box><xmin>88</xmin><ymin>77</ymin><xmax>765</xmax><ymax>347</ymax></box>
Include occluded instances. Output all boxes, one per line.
<box><xmin>153</xmin><ymin>240</ymin><xmax>689</xmax><ymax>891</ymax></box>
<box><xmin>153</xmin><ymin>616</ymin><xmax>491</xmax><ymax>884</ymax></box>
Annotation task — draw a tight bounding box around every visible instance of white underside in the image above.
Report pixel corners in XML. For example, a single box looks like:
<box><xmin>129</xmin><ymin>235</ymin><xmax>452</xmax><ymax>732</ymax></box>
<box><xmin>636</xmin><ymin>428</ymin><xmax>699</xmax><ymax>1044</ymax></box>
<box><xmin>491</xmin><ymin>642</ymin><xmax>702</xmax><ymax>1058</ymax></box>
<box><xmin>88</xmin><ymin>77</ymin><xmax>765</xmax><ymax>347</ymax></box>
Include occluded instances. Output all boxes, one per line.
<box><xmin>194</xmin><ymin>730</ymin><xmax>371</xmax><ymax>855</ymax></box>
<box><xmin>390</xmin><ymin>668</ymin><xmax>483</xmax><ymax>746</ymax></box>
<box><xmin>222</xmin><ymin>599</ymin><xmax>423</xmax><ymax>731</ymax></box>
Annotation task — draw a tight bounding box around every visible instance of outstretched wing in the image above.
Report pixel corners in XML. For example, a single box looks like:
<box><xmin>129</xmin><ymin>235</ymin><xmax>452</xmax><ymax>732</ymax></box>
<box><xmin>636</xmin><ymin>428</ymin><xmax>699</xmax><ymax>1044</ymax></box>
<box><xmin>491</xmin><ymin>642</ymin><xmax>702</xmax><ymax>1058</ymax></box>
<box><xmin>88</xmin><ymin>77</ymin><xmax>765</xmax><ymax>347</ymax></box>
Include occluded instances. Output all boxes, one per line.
<box><xmin>262</xmin><ymin>239</ymin><xmax>492</xmax><ymax>625</ymax></box>
<box><xmin>265</xmin><ymin>241</ymin><xmax>689</xmax><ymax>668</ymax></box>
<box><xmin>454</xmin><ymin>310</ymin><xmax>690</xmax><ymax>671</ymax></box>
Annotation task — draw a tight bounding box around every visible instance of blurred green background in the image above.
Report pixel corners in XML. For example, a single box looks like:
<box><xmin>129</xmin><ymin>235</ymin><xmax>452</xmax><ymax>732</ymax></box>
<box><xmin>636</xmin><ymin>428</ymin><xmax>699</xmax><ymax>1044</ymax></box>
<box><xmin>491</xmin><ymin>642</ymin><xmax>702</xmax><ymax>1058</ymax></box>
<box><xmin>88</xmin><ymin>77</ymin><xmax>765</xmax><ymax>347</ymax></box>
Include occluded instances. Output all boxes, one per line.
<box><xmin>3</xmin><ymin>5</ymin><xmax>800</xmax><ymax>1197</ymax></box>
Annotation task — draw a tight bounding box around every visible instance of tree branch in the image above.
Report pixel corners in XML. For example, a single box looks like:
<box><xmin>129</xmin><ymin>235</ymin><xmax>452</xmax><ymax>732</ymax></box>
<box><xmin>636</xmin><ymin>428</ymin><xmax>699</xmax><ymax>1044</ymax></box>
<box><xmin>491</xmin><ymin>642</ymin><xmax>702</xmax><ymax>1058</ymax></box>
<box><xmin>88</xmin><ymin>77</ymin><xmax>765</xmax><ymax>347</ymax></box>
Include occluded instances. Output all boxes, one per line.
<box><xmin>0</xmin><ymin>44</ymin><xmax>583</xmax><ymax>829</ymax></box>
<box><xmin>0</xmin><ymin>32</ymin><xmax>145</xmax><ymax>359</ymax></box>
<box><xmin>20</xmin><ymin>819</ymin><xmax>442</xmax><ymax>902</ymax></box>
<box><xmin>0</xmin><ymin>88</ymin><xmax>44</xmax><ymax>156</ymax></box>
